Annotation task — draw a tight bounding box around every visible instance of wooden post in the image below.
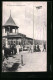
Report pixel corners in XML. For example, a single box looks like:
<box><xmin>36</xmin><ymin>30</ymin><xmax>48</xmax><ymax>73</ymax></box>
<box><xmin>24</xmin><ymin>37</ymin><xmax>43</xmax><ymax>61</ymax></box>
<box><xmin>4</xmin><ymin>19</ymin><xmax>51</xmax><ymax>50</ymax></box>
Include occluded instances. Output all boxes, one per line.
<box><xmin>21</xmin><ymin>55</ymin><xmax>23</xmax><ymax>65</ymax></box>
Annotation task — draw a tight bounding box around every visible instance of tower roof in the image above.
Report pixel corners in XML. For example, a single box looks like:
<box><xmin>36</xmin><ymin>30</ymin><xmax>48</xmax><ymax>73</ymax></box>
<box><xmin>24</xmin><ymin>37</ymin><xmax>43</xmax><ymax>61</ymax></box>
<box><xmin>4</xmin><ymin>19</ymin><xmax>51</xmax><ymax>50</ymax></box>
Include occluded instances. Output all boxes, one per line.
<box><xmin>3</xmin><ymin>11</ymin><xmax>19</xmax><ymax>28</ymax></box>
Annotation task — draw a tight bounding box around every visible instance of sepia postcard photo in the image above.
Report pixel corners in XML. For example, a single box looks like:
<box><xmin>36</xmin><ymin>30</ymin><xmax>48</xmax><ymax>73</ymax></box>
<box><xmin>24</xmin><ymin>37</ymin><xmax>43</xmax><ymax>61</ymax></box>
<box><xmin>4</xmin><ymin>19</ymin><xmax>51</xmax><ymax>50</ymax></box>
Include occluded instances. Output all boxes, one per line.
<box><xmin>2</xmin><ymin>1</ymin><xmax>47</xmax><ymax>72</ymax></box>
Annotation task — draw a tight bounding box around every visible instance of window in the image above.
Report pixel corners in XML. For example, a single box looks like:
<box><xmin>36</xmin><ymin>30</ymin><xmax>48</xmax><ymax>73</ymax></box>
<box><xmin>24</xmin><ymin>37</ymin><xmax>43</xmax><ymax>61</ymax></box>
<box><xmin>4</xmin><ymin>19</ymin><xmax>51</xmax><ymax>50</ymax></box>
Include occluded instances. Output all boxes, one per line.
<box><xmin>2</xmin><ymin>39</ymin><xmax>5</xmax><ymax>45</ymax></box>
<box><xmin>10</xmin><ymin>29</ymin><xmax>12</xmax><ymax>33</ymax></box>
<box><xmin>11</xmin><ymin>40</ymin><xmax>13</xmax><ymax>45</ymax></box>
<box><xmin>16</xmin><ymin>40</ymin><xmax>17</xmax><ymax>44</ymax></box>
<box><xmin>8</xmin><ymin>40</ymin><xmax>11</xmax><ymax>45</ymax></box>
<box><xmin>13</xmin><ymin>40</ymin><xmax>16</xmax><ymax>44</ymax></box>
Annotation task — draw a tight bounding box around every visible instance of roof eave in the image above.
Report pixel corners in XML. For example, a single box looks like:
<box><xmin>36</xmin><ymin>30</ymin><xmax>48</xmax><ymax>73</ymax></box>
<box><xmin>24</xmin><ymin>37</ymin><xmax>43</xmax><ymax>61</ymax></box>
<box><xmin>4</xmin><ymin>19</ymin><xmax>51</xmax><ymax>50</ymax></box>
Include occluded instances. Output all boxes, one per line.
<box><xmin>2</xmin><ymin>25</ymin><xmax>19</xmax><ymax>28</ymax></box>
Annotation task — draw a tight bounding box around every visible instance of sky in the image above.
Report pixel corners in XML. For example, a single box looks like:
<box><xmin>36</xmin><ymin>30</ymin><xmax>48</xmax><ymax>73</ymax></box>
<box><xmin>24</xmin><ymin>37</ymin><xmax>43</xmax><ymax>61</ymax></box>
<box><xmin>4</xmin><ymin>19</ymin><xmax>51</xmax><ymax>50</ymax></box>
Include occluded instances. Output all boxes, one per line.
<box><xmin>2</xmin><ymin>1</ymin><xmax>47</xmax><ymax>40</ymax></box>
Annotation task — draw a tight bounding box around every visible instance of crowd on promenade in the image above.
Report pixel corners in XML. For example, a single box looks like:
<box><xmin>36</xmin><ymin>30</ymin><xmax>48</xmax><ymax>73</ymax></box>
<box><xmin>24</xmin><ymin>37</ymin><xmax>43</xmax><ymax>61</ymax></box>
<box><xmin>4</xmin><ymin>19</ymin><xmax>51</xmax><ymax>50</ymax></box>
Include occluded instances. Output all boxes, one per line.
<box><xmin>2</xmin><ymin>43</ymin><xmax>46</xmax><ymax>59</ymax></box>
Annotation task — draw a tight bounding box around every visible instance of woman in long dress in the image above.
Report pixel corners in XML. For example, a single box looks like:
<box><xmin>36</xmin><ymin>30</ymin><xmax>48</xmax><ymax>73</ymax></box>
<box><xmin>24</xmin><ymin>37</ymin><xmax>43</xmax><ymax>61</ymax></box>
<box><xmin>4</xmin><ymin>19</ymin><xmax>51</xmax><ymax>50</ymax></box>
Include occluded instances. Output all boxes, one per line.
<box><xmin>16</xmin><ymin>45</ymin><xmax>20</xmax><ymax>55</ymax></box>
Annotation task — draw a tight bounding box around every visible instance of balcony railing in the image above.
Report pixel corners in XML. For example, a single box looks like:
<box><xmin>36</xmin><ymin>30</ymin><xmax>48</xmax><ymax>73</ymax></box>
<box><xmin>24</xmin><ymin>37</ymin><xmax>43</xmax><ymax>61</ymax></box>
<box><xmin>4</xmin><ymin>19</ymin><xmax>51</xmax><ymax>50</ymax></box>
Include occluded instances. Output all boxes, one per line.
<box><xmin>7</xmin><ymin>32</ymin><xmax>18</xmax><ymax>35</ymax></box>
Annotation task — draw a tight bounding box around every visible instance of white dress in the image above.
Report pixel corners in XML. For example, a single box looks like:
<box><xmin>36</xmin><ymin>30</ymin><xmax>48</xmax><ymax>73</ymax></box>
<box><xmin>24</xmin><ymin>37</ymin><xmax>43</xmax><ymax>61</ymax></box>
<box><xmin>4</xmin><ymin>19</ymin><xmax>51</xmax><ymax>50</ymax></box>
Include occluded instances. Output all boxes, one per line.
<box><xmin>16</xmin><ymin>45</ymin><xmax>19</xmax><ymax>54</ymax></box>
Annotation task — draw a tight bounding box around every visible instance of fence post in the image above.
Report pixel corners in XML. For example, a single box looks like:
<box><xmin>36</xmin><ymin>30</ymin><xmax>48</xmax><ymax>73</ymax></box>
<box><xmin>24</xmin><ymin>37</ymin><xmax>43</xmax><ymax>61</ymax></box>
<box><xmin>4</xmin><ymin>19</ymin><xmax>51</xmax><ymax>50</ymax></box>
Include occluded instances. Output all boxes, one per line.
<box><xmin>21</xmin><ymin>55</ymin><xmax>24</xmax><ymax>66</ymax></box>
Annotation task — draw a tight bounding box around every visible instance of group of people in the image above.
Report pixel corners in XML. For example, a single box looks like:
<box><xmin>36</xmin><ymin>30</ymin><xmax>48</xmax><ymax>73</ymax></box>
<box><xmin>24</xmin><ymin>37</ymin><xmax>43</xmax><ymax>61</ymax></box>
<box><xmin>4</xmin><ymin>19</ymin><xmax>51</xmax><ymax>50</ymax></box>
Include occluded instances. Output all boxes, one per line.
<box><xmin>2</xmin><ymin>43</ymin><xmax>46</xmax><ymax>60</ymax></box>
<box><xmin>2</xmin><ymin>44</ymin><xmax>20</xmax><ymax>58</ymax></box>
<box><xmin>2</xmin><ymin>44</ymin><xmax>17</xmax><ymax>59</ymax></box>
<box><xmin>34</xmin><ymin>44</ymin><xmax>41</xmax><ymax>52</ymax></box>
<box><xmin>28</xmin><ymin>43</ymin><xmax>46</xmax><ymax>53</ymax></box>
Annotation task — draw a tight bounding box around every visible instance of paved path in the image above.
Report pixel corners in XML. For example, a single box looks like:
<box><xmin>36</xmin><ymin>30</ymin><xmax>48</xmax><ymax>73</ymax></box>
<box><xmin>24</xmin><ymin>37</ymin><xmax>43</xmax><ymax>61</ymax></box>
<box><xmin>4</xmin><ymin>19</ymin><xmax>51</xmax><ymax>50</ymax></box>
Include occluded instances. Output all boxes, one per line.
<box><xmin>16</xmin><ymin>51</ymin><xmax>47</xmax><ymax>72</ymax></box>
<box><xmin>2</xmin><ymin>51</ymin><xmax>47</xmax><ymax>72</ymax></box>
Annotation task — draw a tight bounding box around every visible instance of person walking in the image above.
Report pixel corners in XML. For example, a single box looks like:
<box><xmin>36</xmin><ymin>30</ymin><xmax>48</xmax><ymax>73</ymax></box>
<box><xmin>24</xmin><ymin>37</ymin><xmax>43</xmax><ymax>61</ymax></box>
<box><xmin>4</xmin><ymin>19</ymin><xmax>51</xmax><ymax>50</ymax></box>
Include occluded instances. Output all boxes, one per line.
<box><xmin>31</xmin><ymin>45</ymin><xmax>33</xmax><ymax>53</ymax></box>
<box><xmin>16</xmin><ymin>45</ymin><xmax>20</xmax><ymax>55</ymax></box>
<box><xmin>28</xmin><ymin>44</ymin><xmax>31</xmax><ymax>53</ymax></box>
<box><xmin>43</xmin><ymin>44</ymin><xmax>46</xmax><ymax>52</ymax></box>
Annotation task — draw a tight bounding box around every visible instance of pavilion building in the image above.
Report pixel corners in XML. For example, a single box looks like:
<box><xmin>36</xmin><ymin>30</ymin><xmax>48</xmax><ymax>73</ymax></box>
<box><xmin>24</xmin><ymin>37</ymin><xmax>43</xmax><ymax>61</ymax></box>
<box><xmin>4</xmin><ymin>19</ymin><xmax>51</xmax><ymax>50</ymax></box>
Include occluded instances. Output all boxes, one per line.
<box><xmin>2</xmin><ymin>13</ymin><xmax>33</xmax><ymax>48</ymax></box>
<box><xmin>2</xmin><ymin>12</ymin><xmax>46</xmax><ymax>49</ymax></box>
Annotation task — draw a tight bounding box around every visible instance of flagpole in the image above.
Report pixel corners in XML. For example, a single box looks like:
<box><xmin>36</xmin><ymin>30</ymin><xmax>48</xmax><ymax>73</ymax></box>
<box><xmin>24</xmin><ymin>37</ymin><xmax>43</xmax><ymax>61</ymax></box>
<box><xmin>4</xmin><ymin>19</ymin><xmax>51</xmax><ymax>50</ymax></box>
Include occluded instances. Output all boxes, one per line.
<box><xmin>33</xmin><ymin>5</ymin><xmax>34</xmax><ymax>52</ymax></box>
<box><xmin>33</xmin><ymin>6</ymin><xmax>42</xmax><ymax>52</ymax></box>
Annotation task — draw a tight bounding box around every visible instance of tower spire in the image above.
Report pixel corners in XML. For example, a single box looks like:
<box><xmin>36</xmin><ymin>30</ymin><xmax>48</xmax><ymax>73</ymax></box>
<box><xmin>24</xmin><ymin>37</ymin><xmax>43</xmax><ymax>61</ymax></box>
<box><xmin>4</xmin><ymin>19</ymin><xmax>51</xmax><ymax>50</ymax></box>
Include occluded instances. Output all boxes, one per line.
<box><xmin>10</xmin><ymin>10</ymin><xmax>11</xmax><ymax>17</ymax></box>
